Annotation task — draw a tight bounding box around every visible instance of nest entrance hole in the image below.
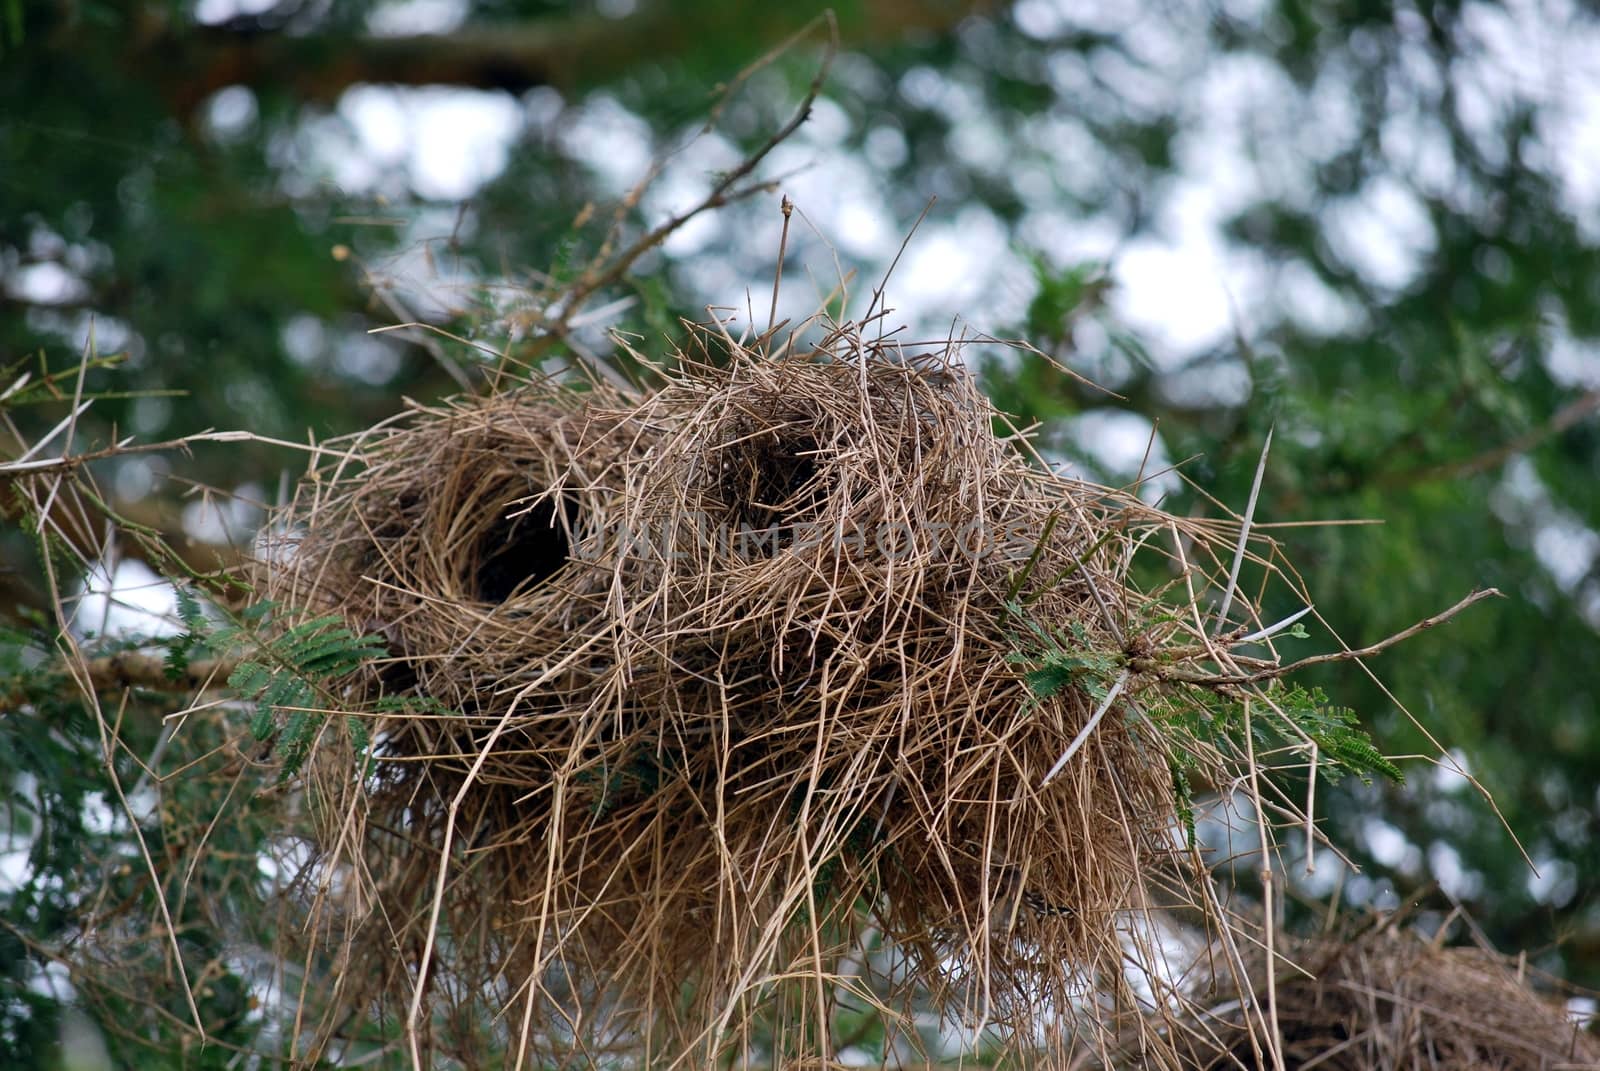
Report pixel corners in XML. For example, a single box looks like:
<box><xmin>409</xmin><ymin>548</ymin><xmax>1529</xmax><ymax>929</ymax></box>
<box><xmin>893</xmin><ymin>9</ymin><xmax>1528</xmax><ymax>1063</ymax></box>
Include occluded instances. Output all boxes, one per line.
<box><xmin>729</xmin><ymin>429</ymin><xmax>828</xmax><ymax>535</ymax></box>
<box><xmin>473</xmin><ymin>492</ymin><xmax>582</xmax><ymax>603</ymax></box>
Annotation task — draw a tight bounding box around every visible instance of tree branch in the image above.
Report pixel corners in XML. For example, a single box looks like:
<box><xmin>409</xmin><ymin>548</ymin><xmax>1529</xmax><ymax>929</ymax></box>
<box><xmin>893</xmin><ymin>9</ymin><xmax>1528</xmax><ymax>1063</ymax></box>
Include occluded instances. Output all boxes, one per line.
<box><xmin>0</xmin><ymin>651</ymin><xmax>234</xmax><ymax>714</ymax></box>
<box><xmin>146</xmin><ymin>2</ymin><xmax>996</xmax><ymax>116</ymax></box>
<box><xmin>1131</xmin><ymin>588</ymin><xmax>1503</xmax><ymax>687</ymax></box>
<box><xmin>1378</xmin><ymin>389</ymin><xmax>1600</xmax><ymax>488</ymax></box>
<box><xmin>555</xmin><ymin>12</ymin><xmax>839</xmax><ymax>330</ymax></box>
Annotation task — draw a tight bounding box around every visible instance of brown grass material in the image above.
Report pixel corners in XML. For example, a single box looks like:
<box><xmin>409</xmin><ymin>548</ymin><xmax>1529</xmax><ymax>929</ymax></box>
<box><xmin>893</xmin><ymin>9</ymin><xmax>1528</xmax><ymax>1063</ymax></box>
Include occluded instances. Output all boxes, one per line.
<box><xmin>257</xmin><ymin>319</ymin><xmax>1302</xmax><ymax>1068</ymax></box>
<box><xmin>1169</xmin><ymin>926</ymin><xmax>1600</xmax><ymax>1071</ymax></box>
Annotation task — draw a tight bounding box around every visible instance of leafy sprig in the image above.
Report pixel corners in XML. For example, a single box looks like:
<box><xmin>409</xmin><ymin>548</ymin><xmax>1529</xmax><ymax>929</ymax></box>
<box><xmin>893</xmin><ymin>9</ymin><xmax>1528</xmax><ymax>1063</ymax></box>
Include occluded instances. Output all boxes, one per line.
<box><xmin>223</xmin><ymin>611</ymin><xmax>387</xmax><ymax>779</ymax></box>
<box><xmin>1005</xmin><ymin>604</ymin><xmax>1402</xmax><ymax>847</ymax></box>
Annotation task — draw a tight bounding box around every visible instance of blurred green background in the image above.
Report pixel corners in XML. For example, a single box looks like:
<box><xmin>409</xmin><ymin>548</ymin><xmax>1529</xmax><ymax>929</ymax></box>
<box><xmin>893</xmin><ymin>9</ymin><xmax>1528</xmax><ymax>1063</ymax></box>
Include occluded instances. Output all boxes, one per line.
<box><xmin>3</xmin><ymin>0</ymin><xmax>1599</xmax><ymax>1065</ymax></box>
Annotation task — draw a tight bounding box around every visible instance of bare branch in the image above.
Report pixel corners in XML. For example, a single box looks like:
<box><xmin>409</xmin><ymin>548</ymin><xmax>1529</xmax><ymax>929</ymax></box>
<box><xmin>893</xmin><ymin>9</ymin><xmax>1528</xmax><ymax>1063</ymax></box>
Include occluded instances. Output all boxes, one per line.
<box><xmin>151</xmin><ymin>3</ymin><xmax>989</xmax><ymax>115</ymax></box>
<box><xmin>554</xmin><ymin>13</ymin><xmax>839</xmax><ymax>329</ymax></box>
<box><xmin>1133</xmin><ymin>588</ymin><xmax>1503</xmax><ymax>686</ymax></box>
<box><xmin>1381</xmin><ymin>388</ymin><xmax>1600</xmax><ymax>487</ymax></box>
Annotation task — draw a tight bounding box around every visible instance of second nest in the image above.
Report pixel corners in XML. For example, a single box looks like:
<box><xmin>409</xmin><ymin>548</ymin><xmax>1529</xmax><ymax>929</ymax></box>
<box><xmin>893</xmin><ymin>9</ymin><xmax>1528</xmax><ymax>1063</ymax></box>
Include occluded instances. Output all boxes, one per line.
<box><xmin>268</xmin><ymin>331</ymin><xmax>1214</xmax><ymax>1065</ymax></box>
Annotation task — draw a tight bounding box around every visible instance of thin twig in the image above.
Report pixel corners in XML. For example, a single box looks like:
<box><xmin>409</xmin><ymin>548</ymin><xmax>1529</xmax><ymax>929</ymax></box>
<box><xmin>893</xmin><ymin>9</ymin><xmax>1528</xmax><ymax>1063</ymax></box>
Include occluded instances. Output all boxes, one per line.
<box><xmin>0</xmin><ymin>651</ymin><xmax>234</xmax><ymax>712</ymax></box>
<box><xmin>864</xmin><ymin>195</ymin><xmax>936</xmax><ymax>336</ymax></box>
<box><xmin>1381</xmin><ymin>388</ymin><xmax>1600</xmax><ymax>487</ymax></box>
<box><xmin>65</xmin><ymin>609</ymin><xmax>208</xmax><ymax>1040</ymax></box>
<box><xmin>1134</xmin><ymin>588</ymin><xmax>1502</xmax><ymax>686</ymax></box>
<box><xmin>556</xmin><ymin>13</ymin><xmax>838</xmax><ymax>327</ymax></box>
<box><xmin>1</xmin><ymin>429</ymin><xmax>358</xmax><ymax>480</ymax></box>
<box><xmin>1234</xmin><ymin>604</ymin><xmax>1313</xmax><ymax>646</ymax></box>
<box><xmin>365</xmin><ymin>274</ymin><xmax>475</xmax><ymax>392</ymax></box>
<box><xmin>764</xmin><ymin>195</ymin><xmax>794</xmax><ymax>345</ymax></box>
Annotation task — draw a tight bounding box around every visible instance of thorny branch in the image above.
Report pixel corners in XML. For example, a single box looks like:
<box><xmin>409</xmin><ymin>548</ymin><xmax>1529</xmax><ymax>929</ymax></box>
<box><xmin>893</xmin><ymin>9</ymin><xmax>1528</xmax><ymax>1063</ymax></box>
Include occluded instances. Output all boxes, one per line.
<box><xmin>1130</xmin><ymin>588</ymin><xmax>1503</xmax><ymax>687</ymax></box>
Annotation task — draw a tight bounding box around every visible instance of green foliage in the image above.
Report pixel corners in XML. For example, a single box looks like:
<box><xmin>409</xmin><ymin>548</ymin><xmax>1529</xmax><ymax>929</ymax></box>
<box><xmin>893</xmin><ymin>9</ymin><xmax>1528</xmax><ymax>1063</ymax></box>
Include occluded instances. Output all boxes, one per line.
<box><xmin>1006</xmin><ymin>603</ymin><xmax>1402</xmax><ymax>849</ymax></box>
<box><xmin>1278</xmin><ymin>685</ymin><xmax>1405</xmax><ymax>786</ymax></box>
<box><xmin>163</xmin><ymin>584</ymin><xmax>209</xmax><ymax>679</ymax></box>
<box><xmin>1004</xmin><ymin>607</ymin><xmax>1120</xmax><ymax>703</ymax></box>
<box><xmin>1167</xmin><ymin>754</ymin><xmax>1198</xmax><ymax>847</ymax></box>
<box><xmin>0</xmin><ymin>587</ymin><xmax>403</xmax><ymax>1065</ymax></box>
<box><xmin>220</xmin><ymin>610</ymin><xmax>386</xmax><ymax>779</ymax></box>
<box><xmin>1155</xmin><ymin>681</ymin><xmax>1401</xmax><ymax>786</ymax></box>
<box><xmin>1020</xmin><ymin>256</ymin><xmax>1110</xmax><ymax>353</ymax></box>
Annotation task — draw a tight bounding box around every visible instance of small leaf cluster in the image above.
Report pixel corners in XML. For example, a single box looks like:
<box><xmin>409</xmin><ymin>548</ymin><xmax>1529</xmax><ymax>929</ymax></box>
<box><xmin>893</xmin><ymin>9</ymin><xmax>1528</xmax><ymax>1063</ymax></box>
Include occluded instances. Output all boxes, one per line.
<box><xmin>1153</xmin><ymin>682</ymin><xmax>1402</xmax><ymax>788</ymax></box>
<box><xmin>223</xmin><ymin>609</ymin><xmax>387</xmax><ymax>779</ymax></box>
<box><xmin>1004</xmin><ymin>604</ymin><xmax>1402</xmax><ymax>846</ymax></box>
<box><xmin>1272</xmin><ymin>684</ymin><xmax>1404</xmax><ymax>785</ymax></box>
<box><xmin>163</xmin><ymin>585</ymin><xmax>212</xmax><ymax>679</ymax></box>
<box><xmin>1004</xmin><ymin>605</ymin><xmax>1120</xmax><ymax>703</ymax></box>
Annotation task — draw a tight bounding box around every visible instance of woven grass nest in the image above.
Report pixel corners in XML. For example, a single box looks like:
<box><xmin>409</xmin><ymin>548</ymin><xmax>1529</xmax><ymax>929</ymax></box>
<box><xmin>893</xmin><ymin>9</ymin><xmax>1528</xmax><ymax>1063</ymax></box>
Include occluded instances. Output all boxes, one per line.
<box><xmin>264</xmin><ymin>321</ymin><xmax>1275</xmax><ymax>1066</ymax></box>
<box><xmin>1168</xmin><ymin>925</ymin><xmax>1600</xmax><ymax>1071</ymax></box>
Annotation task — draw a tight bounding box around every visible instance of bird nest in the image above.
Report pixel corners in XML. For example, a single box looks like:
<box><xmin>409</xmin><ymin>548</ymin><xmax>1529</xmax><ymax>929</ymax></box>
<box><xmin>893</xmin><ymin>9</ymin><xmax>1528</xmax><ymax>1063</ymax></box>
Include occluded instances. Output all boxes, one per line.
<box><xmin>258</xmin><ymin>321</ymin><xmax>1355</xmax><ymax>1067</ymax></box>
<box><xmin>1167</xmin><ymin>924</ymin><xmax>1600</xmax><ymax>1070</ymax></box>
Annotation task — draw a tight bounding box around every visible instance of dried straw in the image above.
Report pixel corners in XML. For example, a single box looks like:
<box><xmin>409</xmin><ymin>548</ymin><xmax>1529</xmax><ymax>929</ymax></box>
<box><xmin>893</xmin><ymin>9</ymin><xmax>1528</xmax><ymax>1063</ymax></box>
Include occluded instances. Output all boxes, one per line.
<box><xmin>259</xmin><ymin>317</ymin><xmax>1302</xmax><ymax>1067</ymax></box>
<box><xmin>1167</xmin><ymin>925</ymin><xmax>1600</xmax><ymax>1071</ymax></box>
